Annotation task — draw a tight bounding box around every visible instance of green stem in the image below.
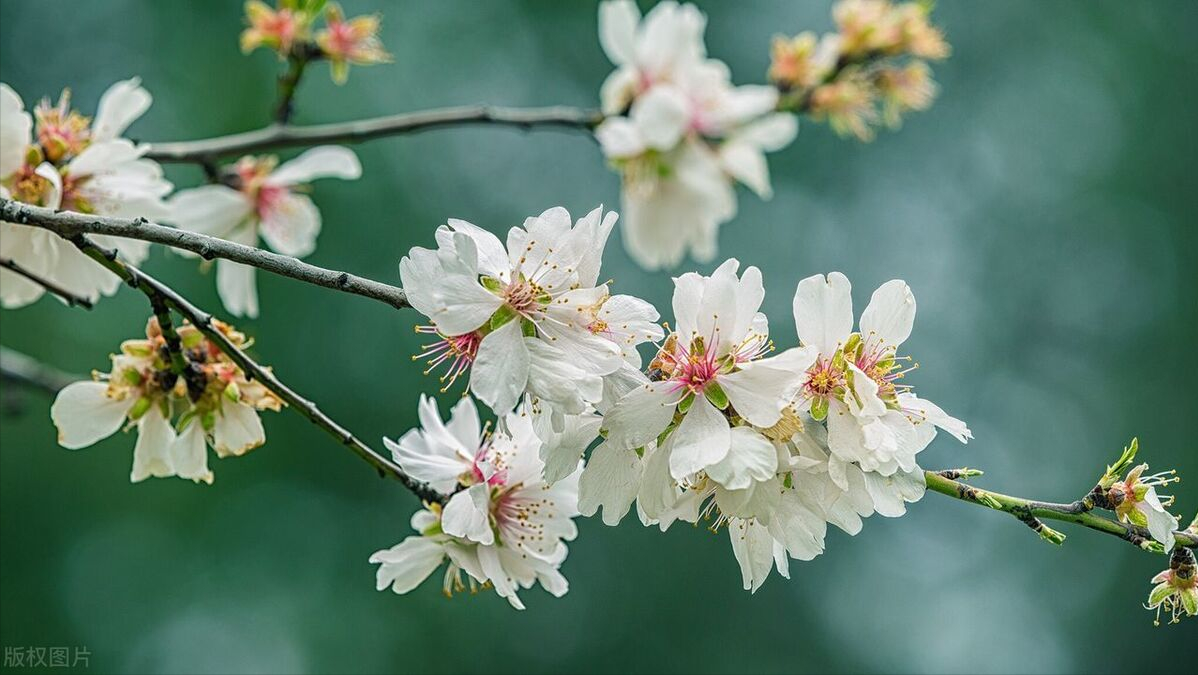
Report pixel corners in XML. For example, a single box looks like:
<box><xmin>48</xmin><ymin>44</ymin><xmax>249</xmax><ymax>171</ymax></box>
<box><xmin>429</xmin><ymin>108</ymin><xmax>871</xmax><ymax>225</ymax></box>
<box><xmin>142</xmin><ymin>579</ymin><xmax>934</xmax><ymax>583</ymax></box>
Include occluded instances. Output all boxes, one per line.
<box><xmin>273</xmin><ymin>48</ymin><xmax>313</xmax><ymax>124</ymax></box>
<box><xmin>924</xmin><ymin>470</ymin><xmax>1197</xmax><ymax>552</ymax></box>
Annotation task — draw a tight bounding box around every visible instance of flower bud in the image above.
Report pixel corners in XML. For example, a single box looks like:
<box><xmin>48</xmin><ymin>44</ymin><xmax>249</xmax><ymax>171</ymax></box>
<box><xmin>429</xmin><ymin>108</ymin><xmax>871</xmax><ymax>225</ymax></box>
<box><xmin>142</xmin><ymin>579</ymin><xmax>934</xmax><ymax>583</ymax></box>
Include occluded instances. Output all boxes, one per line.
<box><xmin>315</xmin><ymin>3</ymin><xmax>391</xmax><ymax>85</ymax></box>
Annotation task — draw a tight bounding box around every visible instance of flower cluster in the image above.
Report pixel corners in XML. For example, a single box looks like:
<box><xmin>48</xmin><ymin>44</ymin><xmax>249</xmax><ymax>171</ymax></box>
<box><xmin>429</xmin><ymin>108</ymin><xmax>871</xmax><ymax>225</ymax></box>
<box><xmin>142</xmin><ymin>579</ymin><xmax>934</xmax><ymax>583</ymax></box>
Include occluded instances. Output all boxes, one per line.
<box><xmin>771</xmin><ymin>0</ymin><xmax>950</xmax><ymax>140</ymax></box>
<box><xmin>391</xmin><ymin>205</ymin><xmax>970</xmax><ymax>604</ymax></box>
<box><xmin>242</xmin><ymin>0</ymin><xmax>390</xmax><ymax>84</ymax></box>
<box><xmin>371</xmin><ymin>396</ymin><xmax>580</xmax><ymax>610</ymax></box>
<box><xmin>594</xmin><ymin>1</ymin><xmax>798</xmax><ymax>270</ymax></box>
<box><xmin>581</xmin><ymin>265</ymin><xmax>970</xmax><ymax>591</ymax></box>
<box><xmin>1</xmin><ymin>79</ymin><xmax>171</xmax><ymax>308</ymax></box>
<box><xmin>165</xmin><ymin>146</ymin><xmax>361</xmax><ymax>317</ymax></box>
<box><xmin>50</xmin><ymin>317</ymin><xmax>283</xmax><ymax>484</ymax></box>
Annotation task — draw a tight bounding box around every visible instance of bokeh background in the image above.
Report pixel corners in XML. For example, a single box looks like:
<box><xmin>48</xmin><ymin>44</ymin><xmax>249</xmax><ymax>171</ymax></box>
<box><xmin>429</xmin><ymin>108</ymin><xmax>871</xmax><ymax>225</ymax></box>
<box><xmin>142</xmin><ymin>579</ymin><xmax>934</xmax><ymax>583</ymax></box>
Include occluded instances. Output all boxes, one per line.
<box><xmin>2</xmin><ymin>1</ymin><xmax>1196</xmax><ymax>673</ymax></box>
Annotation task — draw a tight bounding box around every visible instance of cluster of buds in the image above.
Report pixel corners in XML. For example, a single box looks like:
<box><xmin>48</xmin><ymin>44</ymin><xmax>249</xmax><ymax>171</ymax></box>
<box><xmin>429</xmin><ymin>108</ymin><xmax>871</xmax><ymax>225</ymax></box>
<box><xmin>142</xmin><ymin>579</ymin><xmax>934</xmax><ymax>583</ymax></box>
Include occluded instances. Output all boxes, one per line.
<box><xmin>241</xmin><ymin>0</ymin><xmax>390</xmax><ymax>84</ymax></box>
<box><xmin>770</xmin><ymin>0</ymin><xmax>949</xmax><ymax>140</ymax></box>
<box><xmin>51</xmin><ymin>317</ymin><xmax>283</xmax><ymax>484</ymax></box>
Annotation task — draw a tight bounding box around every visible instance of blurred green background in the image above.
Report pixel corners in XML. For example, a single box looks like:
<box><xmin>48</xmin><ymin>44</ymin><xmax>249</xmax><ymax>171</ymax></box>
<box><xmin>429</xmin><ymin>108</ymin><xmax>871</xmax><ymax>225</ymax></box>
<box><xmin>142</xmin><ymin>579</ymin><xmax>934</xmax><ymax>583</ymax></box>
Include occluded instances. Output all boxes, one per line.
<box><xmin>2</xmin><ymin>1</ymin><xmax>1196</xmax><ymax>673</ymax></box>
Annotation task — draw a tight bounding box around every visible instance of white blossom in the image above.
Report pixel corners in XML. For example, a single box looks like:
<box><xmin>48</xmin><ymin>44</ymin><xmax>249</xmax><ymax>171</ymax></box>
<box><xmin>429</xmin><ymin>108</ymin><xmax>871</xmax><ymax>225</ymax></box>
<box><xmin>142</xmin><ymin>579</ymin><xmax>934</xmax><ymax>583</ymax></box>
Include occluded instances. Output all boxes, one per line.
<box><xmin>400</xmin><ymin>205</ymin><xmax>659</xmax><ymax>416</ymax></box>
<box><xmin>49</xmin><ymin>319</ymin><xmax>281</xmax><ymax>484</ymax></box>
<box><xmin>1</xmin><ymin>79</ymin><xmax>171</xmax><ymax>308</ymax></box>
<box><xmin>375</xmin><ymin>395</ymin><xmax>581</xmax><ymax>609</ymax></box>
<box><xmin>791</xmin><ymin>272</ymin><xmax>970</xmax><ymax>482</ymax></box>
<box><xmin>595</xmin><ymin>2</ymin><xmax>797</xmax><ymax>269</ymax></box>
<box><xmin>164</xmin><ymin>145</ymin><xmax>361</xmax><ymax>318</ymax></box>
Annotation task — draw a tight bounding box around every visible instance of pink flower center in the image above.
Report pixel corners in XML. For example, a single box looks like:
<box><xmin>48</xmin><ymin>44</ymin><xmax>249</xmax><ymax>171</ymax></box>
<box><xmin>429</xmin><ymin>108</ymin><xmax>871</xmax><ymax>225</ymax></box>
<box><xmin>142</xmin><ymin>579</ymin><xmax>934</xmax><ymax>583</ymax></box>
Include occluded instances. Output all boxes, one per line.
<box><xmin>503</xmin><ymin>279</ymin><xmax>541</xmax><ymax>316</ymax></box>
<box><xmin>255</xmin><ymin>183</ymin><xmax>288</xmax><ymax>221</ymax></box>
<box><xmin>803</xmin><ymin>358</ymin><xmax>844</xmax><ymax>400</ymax></box>
<box><xmin>664</xmin><ymin>338</ymin><xmax>720</xmax><ymax>395</ymax></box>
<box><xmin>414</xmin><ymin>328</ymin><xmax>481</xmax><ymax>392</ymax></box>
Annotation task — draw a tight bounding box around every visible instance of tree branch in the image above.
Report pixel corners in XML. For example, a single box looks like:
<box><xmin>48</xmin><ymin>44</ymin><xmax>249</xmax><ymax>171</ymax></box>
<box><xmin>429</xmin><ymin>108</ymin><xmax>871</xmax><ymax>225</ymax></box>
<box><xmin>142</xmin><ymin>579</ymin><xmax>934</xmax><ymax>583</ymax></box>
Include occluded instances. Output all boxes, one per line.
<box><xmin>0</xmin><ymin>346</ymin><xmax>79</xmax><ymax>395</ymax></box>
<box><xmin>0</xmin><ymin>256</ymin><xmax>94</xmax><ymax>309</ymax></box>
<box><xmin>59</xmin><ymin>233</ymin><xmax>442</xmax><ymax>503</ymax></box>
<box><xmin>144</xmin><ymin>105</ymin><xmax>604</xmax><ymax>164</ymax></box>
<box><xmin>924</xmin><ymin>470</ymin><xmax>1197</xmax><ymax>551</ymax></box>
<box><xmin>0</xmin><ymin>199</ymin><xmax>410</xmax><ymax>311</ymax></box>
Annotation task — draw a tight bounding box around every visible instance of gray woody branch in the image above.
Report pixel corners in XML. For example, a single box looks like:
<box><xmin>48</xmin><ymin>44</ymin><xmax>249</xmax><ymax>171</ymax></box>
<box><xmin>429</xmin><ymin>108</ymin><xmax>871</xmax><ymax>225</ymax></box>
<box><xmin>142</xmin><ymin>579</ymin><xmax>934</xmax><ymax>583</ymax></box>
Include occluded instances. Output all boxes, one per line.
<box><xmin>0</xmin><ymin>199</ymin><xmax>409</xmax><ymax>311</ymax></box>
<box><xmin>145</xmin><ymin>105</ymin><xmax>604</xmax><ymax>163</ymax></box>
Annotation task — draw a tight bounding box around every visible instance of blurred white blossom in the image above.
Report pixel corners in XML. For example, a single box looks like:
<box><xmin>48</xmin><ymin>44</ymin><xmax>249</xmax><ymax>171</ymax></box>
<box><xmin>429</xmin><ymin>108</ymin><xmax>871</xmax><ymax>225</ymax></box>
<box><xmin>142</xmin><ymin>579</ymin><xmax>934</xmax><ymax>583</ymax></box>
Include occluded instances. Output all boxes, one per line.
<box><xmin>165</xmin><ymin>145</ymin><xmax>361</xmax><ymax>318</ymax></box>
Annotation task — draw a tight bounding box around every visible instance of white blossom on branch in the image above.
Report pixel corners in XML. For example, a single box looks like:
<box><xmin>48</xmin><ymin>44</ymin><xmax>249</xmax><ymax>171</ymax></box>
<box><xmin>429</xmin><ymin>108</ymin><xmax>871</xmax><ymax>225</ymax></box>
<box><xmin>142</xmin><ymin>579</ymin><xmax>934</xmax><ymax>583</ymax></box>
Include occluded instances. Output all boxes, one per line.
<box><xmin>50</xmin><ymin>317</ymin><xmax>282</xmax><ymax>484</ymax></box>
<box><xmin>164</xmin><ymin>145</ymin><xmax>361</xmax><ymax>318</ymax></box>
<box><xmin>1</xmin><ymin>79</ymin><xmax>171</xmax><ymax>308</ymax></box>
<box><xmin>373</xmin><ymin>394</ymin><xmax>581</xmax><ymax>610</ymax></box>
<box><xmin>595</xmin><ymin>1</ymin><xmax>797</xmax><ymax>270</ymax></box>
<box><xmin>399</xmin><ymin>205</ymin><xmax>660</xmax><ymax>416</ymax></box>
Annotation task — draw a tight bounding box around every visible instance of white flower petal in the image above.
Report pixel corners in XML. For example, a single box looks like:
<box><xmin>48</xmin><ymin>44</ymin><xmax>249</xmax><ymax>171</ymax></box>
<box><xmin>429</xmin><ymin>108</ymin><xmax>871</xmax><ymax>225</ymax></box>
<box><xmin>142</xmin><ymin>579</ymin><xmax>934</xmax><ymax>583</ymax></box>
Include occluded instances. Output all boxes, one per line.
<box><xmin>793</xmin><ymin>272</ymin><xmax>853</xmax><ymax>355</ymax></box>
<box><xmin>0</xmin><ymin>83</ymin><xmax>33</xmax><ymax>177</ymax></box>
<box><xmin>51</xmin><ymin>381</ymin><xmax>134</xmax><ymax>449</ymax></box>
<box><xmin>602</xmin><ymin>379</ymin><xmax>676</xmax><ymax>450</ymax></box>
<box><xmin>268</xmin><ymin>146</ymin><xmax>361</xmax><ymax>185</ymax></box>
<box><xmin>630</xmin><ymin>84</ymin><xmax>691</xmax><ymax>151</ymax></box>
<box><xmin>217</xmin><ymin>258</ymin><xmax>259</xmax><ymax>319</ymax></box>
<box><xmin>130</xmin><ymin>406</ymin><xmax>176</xmax><ymax>482</ymax></box>
<box><xmin>170</xmin><ymin>421</ymin><xmax>214</xmax><ymax>484</ymax></box>
<box><xmin>729</xmin><ymin>518</ymin><xmax>777</xmax><ymax>593</ymax></box>
<box><xmin>92</xmin><ymin>78</ymin><xmax>151</xmax><ymax>142</ymax></box>
<box><xmin>860</xmin><ymin>279</ymin><xmax>917</xmax><ymax>348</ymax></box>
<box><xmin>469</xmin><ymin>320</ymin><xmax>529</xmax><ymax>415</ymax></box>
<box><xmin>212</xmin><ymin>400</ymin><xmax>266</xmax><ymax>458</ymax></box>
<box><xmin>259</xmin><ymin>192</ymin><xmax>320</xmax><ymax>257</ymax></box>
<box><xmin>441</xmin><ymin>484</ymin><xmax>494</xmax><ymax>545</ymax></box>
<box><xmin>369</xmin><ymin>536</ymin><xmax>446</xmax><ymax>594</ymax></box>
<box><xmin>478</xmin><ymin>544</ymin><xmax>525</xmax><ymax>610</ymax></box>
<box><xmin>578</xmin><ymin>441</ymin><xmax>644</xmax><ymax>525</ymax></box>
<box><xmin>598</xmin><ymin>0</ymin><xmax>640</xmax><ymax>65</ymax></box>
<box><xmin>165</xmin><ymin>185</ymin><xmax>252</xmax><ymax>240</ymax></box>
<box><xmin>668</xmin><ymin>393</ymin><xmax>730</xmax><ymax>479</ymax></box>
<box><xmin>706</xmin><ymin>427</ymin><xmax>777</xmax><ymax>490</ymax></box>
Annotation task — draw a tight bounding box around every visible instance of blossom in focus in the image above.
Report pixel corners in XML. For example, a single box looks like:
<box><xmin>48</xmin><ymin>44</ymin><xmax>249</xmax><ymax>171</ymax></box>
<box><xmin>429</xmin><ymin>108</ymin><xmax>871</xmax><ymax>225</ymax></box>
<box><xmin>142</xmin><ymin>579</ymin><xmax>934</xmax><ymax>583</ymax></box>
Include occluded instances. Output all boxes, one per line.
<box><xmin>400</xmin><ymin>206</ymin><xmax>659</xmax><ymax>416</ymax></box>
<box><xmin>316</xmin><ymin>2</ymin><xmax>390</xmax><ymax>84</ymax></box>
<box><xmin>374</xmin><ymin>395</ymin><xmax>581</xmax><ymax>610</ymax></box>
<box><xmin>241</xmin><ymin>0</ymin><xmax>310</xmax><ymax>56</ymax></box>
<box><xmin>1</xmin><ymin>79</ymin><xmax>171</xmax><ymax>309</ymax></box>
<box><xmin>164</xmin><ymin>145</ymin><xmax>361</xmax><ymax>318</ymax></box>
<box><xmin>595</xmin><ymin>1</ymin><xmax>798</xmax><ymax>270</ymax></box>
<box><xmin>49</xmin><ymin>318</ymin><xmax>281</xmax><ymax>484</ymax></box>
<box><xmin>1108</xmin><ymin>462</ymin><xmax>1179</xmax><ymax>549</ymax></box>
<box><xmin>792</xmin><ymin>272</ymin><xmax>970</xmax><ymax>483</ymax></box>
<box><xmin>603</xmin><ymin>259</ymin><xmax>816</xmax><ymax>482</ymax></box>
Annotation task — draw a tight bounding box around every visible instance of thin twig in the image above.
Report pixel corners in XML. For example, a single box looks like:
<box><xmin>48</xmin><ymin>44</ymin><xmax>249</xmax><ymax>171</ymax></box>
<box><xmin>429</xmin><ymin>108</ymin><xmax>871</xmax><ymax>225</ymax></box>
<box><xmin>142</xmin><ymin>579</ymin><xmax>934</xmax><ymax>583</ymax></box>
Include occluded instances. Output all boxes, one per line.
<box><xmin>0</xmin><ymin>256</ymin><xmax>94</xmax><ymax>309</ymax></box>
<box><xmin>62</xmin><ymin>233</ymin><xmax>443</xmax><ymax>503</ymax></box>
<box><xmin>0</xmin><ymin>346</ymin><xmax>79</xmax><ymax>395</ymax></box>
<box><xmin>274</xmin><ymin>46</ymin><xmax>321</xmax><ymax>124</ymax></box>
<box><xmin>144</xmin><ymin>105</ymin><xmax>604</xmax><ymax>163</ymax></box>
<box><xmin>0</xmin><ymin>199</ymin><xmax>410</xmax><ymax>311</ymax></box>
<box><xmin>924</xmin><ymin>470</ymin><xmax>1197</xmax><ymax>552</ymax></box>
